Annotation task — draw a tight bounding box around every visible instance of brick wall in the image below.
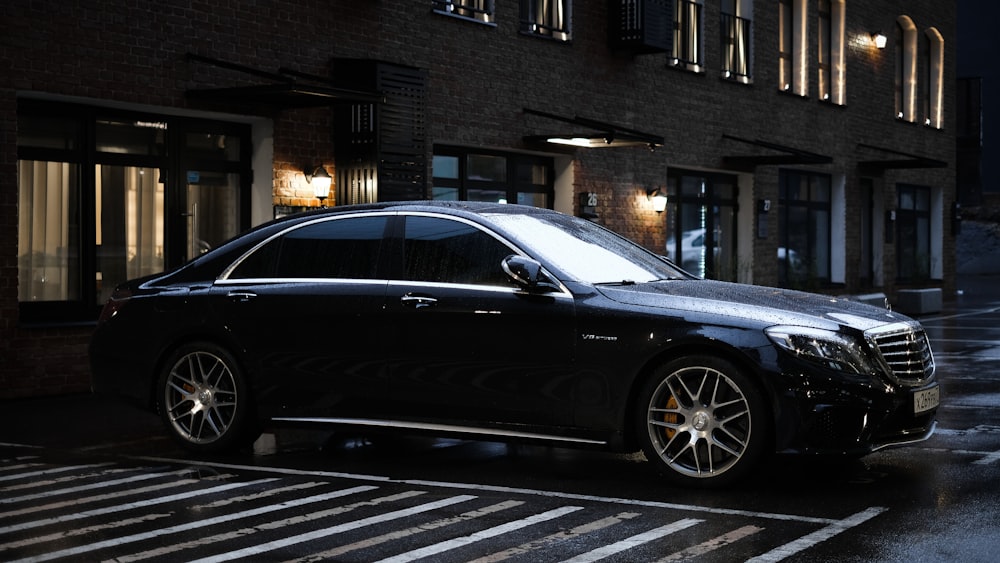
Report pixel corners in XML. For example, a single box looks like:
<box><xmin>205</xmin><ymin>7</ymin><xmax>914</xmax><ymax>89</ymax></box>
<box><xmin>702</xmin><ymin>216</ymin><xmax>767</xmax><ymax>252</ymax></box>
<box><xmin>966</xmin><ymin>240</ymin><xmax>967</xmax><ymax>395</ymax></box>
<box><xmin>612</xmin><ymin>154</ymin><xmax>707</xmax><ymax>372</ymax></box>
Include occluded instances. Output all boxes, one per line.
<box><xmin>0</xmin><ymin>0</ymin><xmax>959</xmax><ymax>397</ymax></box>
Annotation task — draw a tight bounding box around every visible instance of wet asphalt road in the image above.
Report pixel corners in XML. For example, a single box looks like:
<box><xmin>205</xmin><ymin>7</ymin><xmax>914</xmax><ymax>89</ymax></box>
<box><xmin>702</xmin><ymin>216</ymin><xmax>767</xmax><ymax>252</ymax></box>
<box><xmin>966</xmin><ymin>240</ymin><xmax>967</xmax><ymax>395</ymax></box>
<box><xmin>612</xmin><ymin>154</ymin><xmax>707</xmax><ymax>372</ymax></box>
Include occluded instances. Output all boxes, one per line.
<box><xmin>1</xmin><ymin>277</ymin><xmax>999</xmax><ymax>561</ymax></box>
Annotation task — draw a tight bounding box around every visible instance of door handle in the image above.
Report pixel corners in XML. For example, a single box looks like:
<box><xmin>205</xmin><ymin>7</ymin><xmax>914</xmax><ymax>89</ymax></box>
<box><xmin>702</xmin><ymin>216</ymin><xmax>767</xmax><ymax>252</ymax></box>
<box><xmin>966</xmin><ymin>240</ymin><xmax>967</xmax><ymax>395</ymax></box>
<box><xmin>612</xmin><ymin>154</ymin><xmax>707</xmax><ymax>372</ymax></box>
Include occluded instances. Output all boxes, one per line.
<box><xmin>401</xmin><ymin>294</ymin><xmax>437</xmax><ymax>309</ymax></box>
<box><xmin>227</xmin><ymin>291</ymin><xmax>257</xmax><ymax>303</ymax></box>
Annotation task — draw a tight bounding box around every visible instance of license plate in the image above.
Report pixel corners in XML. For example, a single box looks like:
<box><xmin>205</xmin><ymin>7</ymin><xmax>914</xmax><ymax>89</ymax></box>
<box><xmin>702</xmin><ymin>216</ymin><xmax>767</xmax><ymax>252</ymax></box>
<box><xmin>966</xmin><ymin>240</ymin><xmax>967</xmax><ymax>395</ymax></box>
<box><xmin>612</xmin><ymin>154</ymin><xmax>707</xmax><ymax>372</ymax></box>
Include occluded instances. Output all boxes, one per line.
<box><xmin>913</xmin><ymin>386</ymin><xmax>940</xmax><ymax>414</ymax></box>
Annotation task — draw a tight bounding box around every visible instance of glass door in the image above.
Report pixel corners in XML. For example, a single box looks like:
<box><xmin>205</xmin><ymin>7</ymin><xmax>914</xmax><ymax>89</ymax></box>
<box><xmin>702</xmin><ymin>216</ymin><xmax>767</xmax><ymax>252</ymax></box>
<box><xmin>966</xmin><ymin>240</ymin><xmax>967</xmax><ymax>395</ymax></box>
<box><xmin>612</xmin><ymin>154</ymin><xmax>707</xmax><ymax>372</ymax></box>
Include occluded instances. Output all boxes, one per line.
<box><xmin>171</xmin><ymin>122</ymin><xmax>252</xmax><ymax>265</ymax></box>
<box><xmin>665</xmin><ymin>171</ymin><xmax>740</xmax><ymax>281</ymax></box>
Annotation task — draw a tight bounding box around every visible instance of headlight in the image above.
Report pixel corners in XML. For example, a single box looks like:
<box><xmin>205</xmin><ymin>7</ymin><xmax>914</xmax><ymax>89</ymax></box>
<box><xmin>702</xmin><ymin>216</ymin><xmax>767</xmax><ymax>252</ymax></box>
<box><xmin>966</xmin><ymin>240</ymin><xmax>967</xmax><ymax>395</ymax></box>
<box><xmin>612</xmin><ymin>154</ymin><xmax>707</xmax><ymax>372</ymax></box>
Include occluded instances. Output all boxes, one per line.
<box><xmin>765</xmin><ymin>326</ymin><xmax>878</xmax><ymax>375</ymax></box>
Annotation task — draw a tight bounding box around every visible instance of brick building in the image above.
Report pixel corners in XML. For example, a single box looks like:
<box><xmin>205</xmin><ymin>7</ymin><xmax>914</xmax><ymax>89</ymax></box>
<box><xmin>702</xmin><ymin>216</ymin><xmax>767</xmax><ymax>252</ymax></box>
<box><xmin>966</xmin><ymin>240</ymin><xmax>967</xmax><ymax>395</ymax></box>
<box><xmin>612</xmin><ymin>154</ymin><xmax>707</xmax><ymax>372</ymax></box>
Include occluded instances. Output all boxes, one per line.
<box><xmin>1</xmin><ymin>0</ymin><xmax>956</xmax><ymax>398</ymax></box>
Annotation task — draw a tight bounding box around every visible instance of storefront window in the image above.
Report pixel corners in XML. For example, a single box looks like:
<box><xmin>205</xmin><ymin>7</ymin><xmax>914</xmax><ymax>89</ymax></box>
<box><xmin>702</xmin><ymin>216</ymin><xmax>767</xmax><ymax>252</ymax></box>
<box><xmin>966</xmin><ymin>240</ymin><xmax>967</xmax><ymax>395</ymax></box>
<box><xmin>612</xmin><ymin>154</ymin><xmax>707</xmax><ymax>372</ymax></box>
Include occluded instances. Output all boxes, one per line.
<box><xmin>16</xmin><ymin>99</ymin><xmax>251</xmax><ymax>323</ymax></box>
<box><xmin>432</xmin><ymin>146</ymin><xmax>553</xmax><ymax>208</ymax></box>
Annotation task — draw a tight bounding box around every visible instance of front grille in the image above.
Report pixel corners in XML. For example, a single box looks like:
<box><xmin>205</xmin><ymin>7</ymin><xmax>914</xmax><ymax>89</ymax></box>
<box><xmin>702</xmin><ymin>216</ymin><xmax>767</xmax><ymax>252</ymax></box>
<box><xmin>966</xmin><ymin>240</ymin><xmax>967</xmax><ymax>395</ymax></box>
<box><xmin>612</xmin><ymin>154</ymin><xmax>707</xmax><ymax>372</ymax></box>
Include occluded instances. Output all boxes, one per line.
<box><xmin>867</xmin><ymin>323</ymin><xmax>935</xmax><ymax>386</ymax></box>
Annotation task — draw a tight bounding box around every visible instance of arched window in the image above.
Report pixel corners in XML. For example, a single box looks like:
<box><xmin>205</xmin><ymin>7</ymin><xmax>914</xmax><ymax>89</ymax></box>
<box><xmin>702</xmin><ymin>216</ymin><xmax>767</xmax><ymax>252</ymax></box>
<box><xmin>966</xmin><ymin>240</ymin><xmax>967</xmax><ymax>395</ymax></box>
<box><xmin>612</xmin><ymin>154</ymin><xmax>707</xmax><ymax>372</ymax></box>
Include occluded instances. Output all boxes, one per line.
<box><xmin>895</xmin><ymin>16</ymin><xmax>918</xmax><ymax>122</ymax></box>
<box><xmin>924</xmin><ymin>27</ymin><xmax>944</xmax><ymax>129</ymax></box>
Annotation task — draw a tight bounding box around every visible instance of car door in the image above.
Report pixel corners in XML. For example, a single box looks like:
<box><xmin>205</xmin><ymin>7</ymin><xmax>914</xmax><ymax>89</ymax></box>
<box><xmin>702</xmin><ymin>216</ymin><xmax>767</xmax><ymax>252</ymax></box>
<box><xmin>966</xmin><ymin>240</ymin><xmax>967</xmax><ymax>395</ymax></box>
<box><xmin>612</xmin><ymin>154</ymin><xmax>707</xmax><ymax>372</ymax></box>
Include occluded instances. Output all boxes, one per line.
<box><xmin>384</xmin><ymin>214</ymin><xmax>577</xmax><ymax>427</ymax></box>
<box><xmin>209</xmin><ymin>214</ymin><xmax>392</xmax><ymax>418</ymax></box>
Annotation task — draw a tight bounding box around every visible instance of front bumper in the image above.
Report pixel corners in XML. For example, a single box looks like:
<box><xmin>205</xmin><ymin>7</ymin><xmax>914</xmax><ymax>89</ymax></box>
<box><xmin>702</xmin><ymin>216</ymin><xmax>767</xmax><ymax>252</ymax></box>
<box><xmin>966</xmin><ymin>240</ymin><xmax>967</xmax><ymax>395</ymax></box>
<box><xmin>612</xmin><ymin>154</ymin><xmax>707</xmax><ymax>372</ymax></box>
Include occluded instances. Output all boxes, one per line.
<box><xmin>773</xmin><ymin>362</ymin><xmax>939</xmax><ymax>456</ymax></box>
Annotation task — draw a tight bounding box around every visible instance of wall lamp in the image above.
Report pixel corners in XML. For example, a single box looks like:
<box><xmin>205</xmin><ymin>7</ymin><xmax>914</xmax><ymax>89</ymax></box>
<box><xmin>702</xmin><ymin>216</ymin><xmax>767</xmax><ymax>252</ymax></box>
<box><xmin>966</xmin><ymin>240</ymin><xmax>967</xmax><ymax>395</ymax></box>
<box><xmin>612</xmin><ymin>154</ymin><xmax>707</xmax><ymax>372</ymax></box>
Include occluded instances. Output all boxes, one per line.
<box><xmin>872</xmin><ymin>32</ymin><xmax>887</xmax><ymax>49</ymax></box>
<box><xmin>647</xmin><ymin>188</ymin><xmax>667</xmax><ymax>213</ymax></box>
<box><xmin>306</xmin><ymin>166</ymin><xmax>332</xmax><ymax>205</ymax></box>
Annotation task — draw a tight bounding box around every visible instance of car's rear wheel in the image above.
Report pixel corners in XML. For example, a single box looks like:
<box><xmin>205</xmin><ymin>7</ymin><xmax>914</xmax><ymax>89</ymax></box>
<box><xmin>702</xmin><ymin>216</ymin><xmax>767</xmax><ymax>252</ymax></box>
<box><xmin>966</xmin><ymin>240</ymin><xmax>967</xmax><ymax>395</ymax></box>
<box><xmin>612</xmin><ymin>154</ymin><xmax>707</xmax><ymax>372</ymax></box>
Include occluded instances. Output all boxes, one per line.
<box><xmin>157</xmin><ymin>342</ymin><xmax>258</xmax><ymax>452</ymax></box>
<box><xmin>637</xmin><ymin>355</ymin><xmax>768</xmax><ymax>487</ymax></box>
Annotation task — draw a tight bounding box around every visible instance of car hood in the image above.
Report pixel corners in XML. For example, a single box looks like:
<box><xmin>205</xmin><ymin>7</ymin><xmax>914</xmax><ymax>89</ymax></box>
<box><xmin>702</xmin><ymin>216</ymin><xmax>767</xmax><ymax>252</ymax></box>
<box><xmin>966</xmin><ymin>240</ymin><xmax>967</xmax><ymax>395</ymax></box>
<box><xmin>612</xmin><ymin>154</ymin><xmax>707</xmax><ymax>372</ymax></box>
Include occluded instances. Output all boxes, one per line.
<box><xmin>596</xmin><ymin>279</ymin><xmax>910</xmax><ymax>332</ymax></box>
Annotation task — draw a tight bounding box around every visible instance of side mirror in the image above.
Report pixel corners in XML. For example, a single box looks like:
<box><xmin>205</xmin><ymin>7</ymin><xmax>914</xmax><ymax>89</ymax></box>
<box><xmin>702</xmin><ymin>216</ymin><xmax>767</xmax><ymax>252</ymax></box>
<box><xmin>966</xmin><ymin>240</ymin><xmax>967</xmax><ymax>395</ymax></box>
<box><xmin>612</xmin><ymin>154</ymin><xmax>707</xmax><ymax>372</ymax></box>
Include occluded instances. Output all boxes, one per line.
<box><xmin>502</xmin><ymin>255</ymin><xmax>559</xmax><ymax>292</ymax></box>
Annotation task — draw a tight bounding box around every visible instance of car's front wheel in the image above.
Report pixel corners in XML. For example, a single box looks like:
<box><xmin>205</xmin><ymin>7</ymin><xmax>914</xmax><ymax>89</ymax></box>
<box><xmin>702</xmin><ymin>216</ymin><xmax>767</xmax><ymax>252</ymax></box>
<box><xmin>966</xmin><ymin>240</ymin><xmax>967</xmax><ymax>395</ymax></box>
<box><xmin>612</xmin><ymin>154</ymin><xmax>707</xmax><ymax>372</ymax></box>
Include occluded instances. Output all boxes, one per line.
<box><xmin>636</xmin><ymin>355</ymin><xmax>768</xmax><ymax>487</ymax></box>
<box><xmin>157</xmin><ymin>342</ymin><xmax>258</xmax><ymax>452</ymax></box>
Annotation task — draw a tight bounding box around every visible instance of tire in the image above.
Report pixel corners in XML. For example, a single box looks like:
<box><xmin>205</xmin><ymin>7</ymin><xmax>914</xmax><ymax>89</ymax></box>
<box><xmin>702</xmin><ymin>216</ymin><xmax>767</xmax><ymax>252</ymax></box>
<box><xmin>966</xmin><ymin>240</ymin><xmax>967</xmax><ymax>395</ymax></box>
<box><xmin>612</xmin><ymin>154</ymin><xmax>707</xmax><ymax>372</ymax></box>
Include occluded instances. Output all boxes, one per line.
<box><xmin>157</xmin><ymin>341</ymin><xmax>258</xmax><ymax>452</ymax></box>
<box><xmin>636</xmin><ymin>355</ymin><xmax>768</xmax><ymax>487</ymax></box>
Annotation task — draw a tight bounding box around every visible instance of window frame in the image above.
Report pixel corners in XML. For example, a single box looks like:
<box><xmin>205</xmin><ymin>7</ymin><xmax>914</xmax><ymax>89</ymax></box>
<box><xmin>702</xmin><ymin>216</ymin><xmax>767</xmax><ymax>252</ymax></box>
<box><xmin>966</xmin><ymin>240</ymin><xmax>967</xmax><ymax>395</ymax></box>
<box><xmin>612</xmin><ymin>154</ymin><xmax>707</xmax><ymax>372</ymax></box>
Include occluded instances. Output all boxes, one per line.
<box><xmin>896</xmin><ymin>184</ymin><xmax>932</xmax><ymax>282</ymax></box>
<box><xmin>432</xmin><ymin>0</ymin><xmax>496</xmax><ymax>26</ymax></box>
<box><xmin>923</xmin><ymin>27</ymin><xmax>945</xmax><ymax>129</ymax></box>
<box><xmin>16</xmin><ymin>99</ymin><xmax>252</xmax><ymax>325</ymax></box>
<box><xmin>720</xmin><ymin>0</ymin><xmax>753</xmax><ymax>83</ymax></box>
<box><xmin>519</xmin><ymin>0</ymin><xmax>571</xmax><ymax>41</ymax></box>
<box><xmin>432</xmin><ymin>146</ymin><xmax>554</xmax><ymax>209</ymax></box>
<box><xmin>671</xmin><ymin>0</ymin><xmax>704</xmax><ymax>72</ymax></box>
<box><xmin>778</xmin><ymin>170</ymin><xmax>833</xmax><ymax>288</ymax></box>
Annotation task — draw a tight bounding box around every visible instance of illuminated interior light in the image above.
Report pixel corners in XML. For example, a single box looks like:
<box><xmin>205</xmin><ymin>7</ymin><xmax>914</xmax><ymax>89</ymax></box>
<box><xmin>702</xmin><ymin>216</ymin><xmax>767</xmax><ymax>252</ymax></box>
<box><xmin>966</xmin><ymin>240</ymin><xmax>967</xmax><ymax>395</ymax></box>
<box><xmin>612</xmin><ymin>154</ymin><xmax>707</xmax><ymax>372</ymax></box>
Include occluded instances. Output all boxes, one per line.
<box><xmin>547</xmin><ymin>137</ymin><xmax>593</xmax><ymax>147</ymax></box>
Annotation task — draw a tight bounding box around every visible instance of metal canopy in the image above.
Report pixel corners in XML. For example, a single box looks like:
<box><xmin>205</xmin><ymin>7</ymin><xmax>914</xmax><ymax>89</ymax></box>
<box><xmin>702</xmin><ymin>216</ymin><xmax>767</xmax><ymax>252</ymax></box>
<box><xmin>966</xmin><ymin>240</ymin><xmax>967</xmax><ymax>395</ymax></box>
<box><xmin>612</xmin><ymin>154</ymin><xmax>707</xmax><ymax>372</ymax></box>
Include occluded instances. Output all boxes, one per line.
<box><xmin>857</xmin><ymin>143</ymin><xmax>948</xmax><ymax>171</ymax></box>
<box><xmin>522</xmin><ymin>108</ymin><xmax>664</xmax><ymax>149</ymax></box>
<box><xmin>722</xmin><ymin>134</ymin><xmax>833</xmax><ymax>169</ymax></box>
<box><xmin>184</xmin><ymin>53</ymin><xmax>384</xmax><ymax>113</ymax></box>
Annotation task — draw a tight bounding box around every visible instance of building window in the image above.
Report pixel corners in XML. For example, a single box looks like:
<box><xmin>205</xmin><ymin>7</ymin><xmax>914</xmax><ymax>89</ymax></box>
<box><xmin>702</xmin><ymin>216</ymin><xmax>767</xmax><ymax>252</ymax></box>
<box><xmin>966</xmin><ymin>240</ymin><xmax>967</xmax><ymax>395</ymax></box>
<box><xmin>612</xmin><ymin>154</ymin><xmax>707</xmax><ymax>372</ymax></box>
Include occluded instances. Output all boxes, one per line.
<box><xmin>720</xmin><ymin>0</ymin><xmax>752</xmax><ymax>83</ymax></box>
<box><xmin>664</xmin><ymin>170</ymin><xmax>740</xmax><ymax>282</ymax></box>
<box><xmin>16</xmin><ymin>100</ymin><xmax>251</xmax><ymax>324</ymax></box>
<box><xmin>778</xmin><ymin>170</ymin><xmax>831</xmax><ymax>287</ymax></box>
<box><xmin>671</xmin><ymin>0</ymin><xmax>703</xmax><ymax>71</ymax></box>
<box><xmin>924</xmin><ymin>27</ymin><xmax>944</xmax><ymax>129</ymax></box>
<box><xmin>896</xmin><ymin>185</ymin><xmax>931</xmax><ymax>282</ymax></box>
<box><xmin>433</xmin><ymin>0</ymin><xmax>496</xmax><ymax>25</ymax></box>
<box><xmin>817</xmin><ymin>0</ymin><xmax>845</xmax><ymax>104</ymax></box>
<box><xmin>520</xmin><ymin>0</ymin><xmax>571</xmax><ymax>41</ymax></box>
<box><xmin>895</xmin><ymin>16</ymin><xmax>918</xmax><ymax>121</ymax></box>
<box><xmin>432</xmin><ymin>146</ymin><xmax>554</xmax><ymax>208</ymax></box>
<box><xmin>778</xmin><ymin>0</ymin><xmax>807</xmax><ymax>95</ymax></box>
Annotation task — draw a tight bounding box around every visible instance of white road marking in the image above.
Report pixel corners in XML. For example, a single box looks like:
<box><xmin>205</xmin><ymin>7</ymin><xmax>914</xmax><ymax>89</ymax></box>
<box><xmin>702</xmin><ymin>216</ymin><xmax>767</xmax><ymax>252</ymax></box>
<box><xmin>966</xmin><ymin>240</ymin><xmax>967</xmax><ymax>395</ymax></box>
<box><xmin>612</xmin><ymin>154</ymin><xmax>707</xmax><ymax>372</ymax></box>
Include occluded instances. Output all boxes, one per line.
<box><xmin>7</xmin><ymin>485</ymin><xmax>377</xmax><ymax>563</ymax></box>
<box><xmin>113</xmin><ymin>490</ymin><xmax>427</xmax><ymax>562</ymax></box>
<box><xmin>0</xmin><ymin>467</ymin><xmax>192</xmax><ymax>504</ymax></box>
<box><xmin>745</xmin><ymin>507</ymin><xmax>887</xmax><ymax>562</ymax></box>
<box><xmin>0</xmin><ymin>462</ymin><xmax>113</xmax><ymax>483</ymax></box>
<box><xmin>133</xmin><ymin>455</ymin><xmax>847</xmax><ymax>524</ymax></box>
<box><xmin>292</xmin><ymin>500</ymin><xmax>525</xmax><ymax>563</ymax></box>
<box><xmin>654</xmin><ymin>525</ymin><xmax>765</xmax><ymax>562</ymax></box>
<box><xmin>0</xmin><ymin>478</ymin><xmax>276</xmax><ymax>536</ymax></box>
<box><xmin>186</xmin><ymin>494</ymin><xmax>479</xmax><ymax>563</ymax></box>
<box><xmin>374</xmin><ymin>505</ymin><xmax>584</xmax><ymax>563</ymax></box>
<box><xmin>467</xmin><ymin>511</ymin><xmax>642</xmax><ymax>563</ymax></box>
<box><xmin>0</xmin><ymin>471</ymin><xmax>208</xmax><ymax>520</ymax></box>
<box><xmin>560</xmin><ymin>518</ymin><xmax>703</xmax><ymax>563</ymax></box>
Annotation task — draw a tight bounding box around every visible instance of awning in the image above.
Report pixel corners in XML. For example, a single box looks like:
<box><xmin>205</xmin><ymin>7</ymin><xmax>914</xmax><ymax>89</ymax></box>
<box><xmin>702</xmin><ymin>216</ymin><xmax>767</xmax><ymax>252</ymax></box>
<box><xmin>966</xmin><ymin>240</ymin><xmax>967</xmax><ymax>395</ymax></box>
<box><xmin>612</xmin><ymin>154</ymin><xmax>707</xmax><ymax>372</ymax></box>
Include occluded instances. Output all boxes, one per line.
<box><xmin>184</xmin><ymin>53</ymin><xmax>383</xmax><ymax>114</ymax></box>
<box><xmin>857</xmin><ymin>143</ymin><xmax>948</xmax><ymax>172</ymax></box>
<box><xmin>722</xmin><ymin>134</ymin><xmax>833</xmax><ymax>169</ymax></box>
<box><xmin>522</xmin><ymin>108</ymin><xmax>664</xmax><ymax>149</ymax></box>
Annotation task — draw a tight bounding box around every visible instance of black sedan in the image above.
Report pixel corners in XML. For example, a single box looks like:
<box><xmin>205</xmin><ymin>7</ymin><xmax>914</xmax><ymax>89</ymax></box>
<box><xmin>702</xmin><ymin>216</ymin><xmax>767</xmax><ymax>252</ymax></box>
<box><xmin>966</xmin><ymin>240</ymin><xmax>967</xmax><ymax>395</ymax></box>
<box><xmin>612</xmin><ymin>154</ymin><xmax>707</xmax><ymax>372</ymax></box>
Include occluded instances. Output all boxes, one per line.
<box><xmin>90</xmin><ymin>202</ymin><xmax>939</xmax><ymax>487</ymax></box>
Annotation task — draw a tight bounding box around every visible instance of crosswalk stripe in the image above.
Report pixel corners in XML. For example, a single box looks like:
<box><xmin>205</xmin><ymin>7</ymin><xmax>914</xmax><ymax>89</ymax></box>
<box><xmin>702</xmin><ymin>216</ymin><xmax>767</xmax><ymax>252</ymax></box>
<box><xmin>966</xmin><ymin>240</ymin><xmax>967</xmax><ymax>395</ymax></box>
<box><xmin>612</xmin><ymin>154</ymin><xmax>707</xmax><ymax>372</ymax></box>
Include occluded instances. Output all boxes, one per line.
<box><xmin>115</xmin><ymin>490</ymin><xmax>427</xmax><ymax>562</ymax></box>
<box><xmin>467</xmin><ymin>511</ymin><xmax>642</xmax><ymax>563</ymax></box>
<box><xmin>0</xmin><ymin>471</ymin><xmax>204</xmax><ymax>522</ymax></box>
<box><xmin>186</xmin><ymin>494</ymin><xmax>479</xmax><ymax>563</ymax></box>
<box><xmin>7</xmin><ymin>484</ymin><xmax>377</xmax><ymax>563</ymax></box>
<box><xmin>375</xmin><ymin>505</ymin><xmax>585</xmax><ymax>563</ymax></box>
<box><xmin>0</xmin><ymin>467</ymin><xmax>187</xmax><ymax>505</ymax></box>
<box><xmin>653</xmin><ymin>524</ymin><xmax>764</xmax><ymax>562</ymax></box>
<box><xmin>560</xmin><ymin>518</ymin><xmax>703</xmax><ymax>563</ymax></box>
<box><xmin>287</xmin><ymin>500</ymin><xmax>525</xmax><ymax>563</ymax></box>
<box><xmin>0</xmin><ymin>463</ymin><xmax>114</xmax><ymax>484</ymax></box>
<box><xmin>0</xmin><ymin>478</ymin><xmax>277</xmax><ymax>537</ymax></box>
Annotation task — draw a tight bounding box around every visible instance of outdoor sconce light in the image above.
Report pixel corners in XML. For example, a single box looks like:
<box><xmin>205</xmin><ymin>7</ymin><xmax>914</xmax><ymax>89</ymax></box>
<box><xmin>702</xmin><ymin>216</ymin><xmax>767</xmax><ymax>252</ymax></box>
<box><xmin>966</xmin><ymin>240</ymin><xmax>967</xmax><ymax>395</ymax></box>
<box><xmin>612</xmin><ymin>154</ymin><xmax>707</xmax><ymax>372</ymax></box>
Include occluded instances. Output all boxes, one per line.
<box><xmin>647</xmin><ymin>188</ymin><xmax>667</xmax><ymax>213</ymax></box>
<box><xmin>306</xmin><ymin>166</ymin><xmax>332</xmax><ymax>205</ymax></box>
<box><xmin>872</xmin><ymin>32</ymin><xmax>887</xmax><ymax>49</ymax></box>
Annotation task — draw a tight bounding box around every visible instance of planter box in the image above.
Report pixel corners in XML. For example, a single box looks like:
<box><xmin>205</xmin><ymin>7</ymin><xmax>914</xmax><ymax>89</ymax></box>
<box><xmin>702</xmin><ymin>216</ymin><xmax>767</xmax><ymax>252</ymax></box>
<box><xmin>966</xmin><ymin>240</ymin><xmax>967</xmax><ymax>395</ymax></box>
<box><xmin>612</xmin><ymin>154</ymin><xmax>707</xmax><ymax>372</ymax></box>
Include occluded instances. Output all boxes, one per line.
<box><xmin>896</xmin><ymin>288</ymin><xmax>942</xmax><ymax>316</ymax></box>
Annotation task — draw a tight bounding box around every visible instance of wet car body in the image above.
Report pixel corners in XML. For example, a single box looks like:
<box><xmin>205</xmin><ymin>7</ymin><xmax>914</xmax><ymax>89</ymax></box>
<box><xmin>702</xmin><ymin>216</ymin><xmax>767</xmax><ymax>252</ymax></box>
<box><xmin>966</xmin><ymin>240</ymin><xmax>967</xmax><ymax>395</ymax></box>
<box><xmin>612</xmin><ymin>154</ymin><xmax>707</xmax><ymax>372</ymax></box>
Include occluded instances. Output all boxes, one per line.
<box><xmin>90</xmin><ymin>201</ymin><xmax>938</xmax><ymax>486</ymax></box>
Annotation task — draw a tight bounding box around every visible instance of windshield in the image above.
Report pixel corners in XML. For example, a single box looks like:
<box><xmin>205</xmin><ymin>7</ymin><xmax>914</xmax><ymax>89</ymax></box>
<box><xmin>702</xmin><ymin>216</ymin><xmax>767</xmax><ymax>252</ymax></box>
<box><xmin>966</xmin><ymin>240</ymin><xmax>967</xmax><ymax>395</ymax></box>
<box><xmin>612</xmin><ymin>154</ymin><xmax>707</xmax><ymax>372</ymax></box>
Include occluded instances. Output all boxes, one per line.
<box><xmin>486</xmin><ymin>213</ymin><xmax>687</xmax><ymax>284</ymax></box>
